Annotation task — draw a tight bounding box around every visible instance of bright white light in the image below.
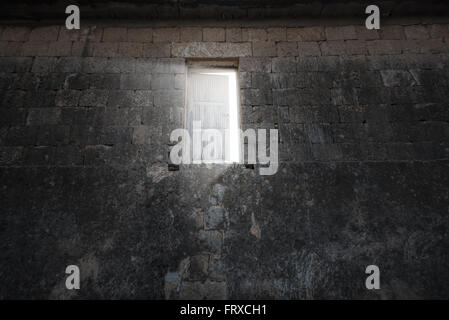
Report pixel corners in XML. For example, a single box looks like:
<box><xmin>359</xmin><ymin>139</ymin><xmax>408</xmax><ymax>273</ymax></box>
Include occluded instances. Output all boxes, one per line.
<box><xmin>198</xmin><ymin>70</ymin><xmax>240</xmax><ymax>163</ymax></box>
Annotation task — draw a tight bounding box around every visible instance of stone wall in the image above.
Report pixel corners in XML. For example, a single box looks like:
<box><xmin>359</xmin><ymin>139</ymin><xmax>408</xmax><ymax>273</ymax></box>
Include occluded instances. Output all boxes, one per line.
<box><xmin>0</xmin><ymin>21</ymin><xmax>448</xmax><ymax>299</ymax></box>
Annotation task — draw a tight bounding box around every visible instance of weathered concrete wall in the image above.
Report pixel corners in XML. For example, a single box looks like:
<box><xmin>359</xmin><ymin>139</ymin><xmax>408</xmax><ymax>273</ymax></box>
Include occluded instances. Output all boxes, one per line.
<box><xmin>0</xmin><ymin>21</ymin><xmax>448</xmax><ymax>299</ymax></box>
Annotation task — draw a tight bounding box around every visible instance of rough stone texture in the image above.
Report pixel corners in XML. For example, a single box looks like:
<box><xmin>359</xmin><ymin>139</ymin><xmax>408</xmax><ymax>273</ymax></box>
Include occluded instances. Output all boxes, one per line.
<box><xmin>172</xmin><ymin>42</ymin><xmax>252</xmax><ymax>58</ymax></box>
<box><xmin>203</xmin><ymin>28</ymin><xmax>225</xmax><ymax>42</ymax></box>
<box><xmin>0</xmin><ymin>19</ymin><xmax>449</xmax><ymax>300</ymax></box>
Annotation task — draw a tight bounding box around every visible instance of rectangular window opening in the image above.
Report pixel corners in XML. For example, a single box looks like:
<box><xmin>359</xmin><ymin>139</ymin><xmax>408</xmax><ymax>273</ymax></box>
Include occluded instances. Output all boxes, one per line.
<box><xmin>185</xmin><ymin>64</ymin><xmax>241</xmax><ymax>164</ymax></box>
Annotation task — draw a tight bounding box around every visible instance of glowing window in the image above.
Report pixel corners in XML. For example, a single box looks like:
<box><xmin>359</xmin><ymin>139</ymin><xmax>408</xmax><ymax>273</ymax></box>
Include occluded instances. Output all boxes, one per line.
<box><xmin>186</xmin><ymin>67</ymin><xmax>241</xmax><ymax>164</ymax></box>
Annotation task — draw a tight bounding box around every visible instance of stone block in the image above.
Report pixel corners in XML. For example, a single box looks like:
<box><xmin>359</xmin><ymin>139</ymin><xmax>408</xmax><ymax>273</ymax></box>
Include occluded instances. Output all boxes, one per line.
<box><xmin>99</xmin><ymin>127</ymin><xmax>133</xmax><ymax>145</ymax></box>
<box><xmin>242</xmin><ymin>28</ymin><xmax>267</xmax><ymax>41</ymax></box>
<box><xmin>89</xmin><ymin>74</ymin><xmax>121</xmax><ymax>89</ymax></box>
<box><xmin>355</xmin><ymin>26</ymin><xmax>379</xmax><ymax>40</ymax></box>
<box><xmin>104</xmin><ymin>58</ymin><xmax>136</xmax><ymax>73</ymax></box>
<box><xmin>1</xmin><ymin>90</ymin><xmax>25</xmax><ymax>108</ymax></box>
<box><xmin>325</xmin><ymin>26</ymin><xmax>357</xmax><ymax>40</ymax></box>
<box><xmin>0</xmin><ymin>41</ymin><xmax>23</xmax><ymax>56</ymax></box>
<box><xmin>1</xmin><ymin>27</ymin><xmax>31</xmax><ymax>41</ymax></box>
<box><xmin>197</xmin><ymin>230</ymin><xmax>222</xmax><ymax>254</ymax></box>
<box><xmin>402</xmin><ymin>39</ymin><xmax>446</xmax><ymax>54</ymax></box>
<box><xmin>153</xmin><ymin>89</ymin><xmax>184</xmax><ymax>108</ymax></box>
<box><xmin>119</xmin><ymin>42</ymin><xmax>144</xmax><ymax>57</ymax></box>
<box><xmin>47</xmin><ymin>41</ymin><xmax>72</xmax><ymax>56</ymax></box>
<box><xmin>252</xmin><ymin>41</ymin><xmax>276</xmax><ymax>57</ymax></box>
<box><xmin>179</xmin><ymin>280</ymin><xmax>226</xmax><ymax>300</ymax></box>
<box><xmin>267</xmin><ymin>27</ymin><xmax>286</xmax><ymax>41</ymax></box>
<box><xmin>127</xmin><ymin>28</ymin><xmax>153</xmax><ymax>42</ymax></box>
<box><xmin>287</xmin><ymin>27</ymin><xmax>325</xmax><ymax>41</ymax></box>
<box><xmin>104</xmin><ymin>106</ymin><xmax>142</xmax><ymax>126</ymax></box>
<box><xmin>241</xmin><ymin>88</ymin><xmax>272</xmax><ymax>105</ymax></box>
<box><xmin>298</xmin><ymin>41</ymin><xmax>321</xmax><ymax>56</ymax></box>
<box><xmin>239</xmin><ymin>72</ymin><xmax>251</xmax><ymax>88</ymax></box>
<box><xmin>238</xmin><ymin>57</ymin><xmax>271</xmax><ymax>72</ymax></box>
<box><xmin>31</xmin><ymin>57</ymin><xmax>57</xmax><ymax>73</ymax></box>
<box><xmin>272</xmin><ymin>57</ymin><xmax>296</xmax><ymax>73</ymax></box>
<box><xmin>26</xmin><ymin>108</ymin><xmax>61</xmax><ymax>125</ymax></box>
<box><xmin>153</xmin><ymin>28</ymin><xmax>180</xmax><ymax>42</ymax></box>
<box><xmin>132</xmin><ymin>126</ymin><xmax>151</xmax><ymax>145</ymax></box>
<box><xmin>366</xmin><ymin>40</ymin><xmax>402</xmax><ymax>55</ymax></box>
<box><xmin>55</xmin><ymin>145</ymin><xmax>83</xmax><ymax>166</ymax></box>
<box><xmin>151</xmin><ymin>74</ymin><xmax>174</xmax><ymax>90</ymax></box>
<box><xmin>4</xmin><ymin>126</ymin><xmax>38</xmax><ymax>146</ymax></box>
<box><xmin>0</xmin><ymin>57</ymin><xmax>31</xmax><ymax>72</ymax></box>
<box><xmin>205</xmin><ymin>206</ymin><xmax>226</xmax><ymax>230</ymax></box>
<box><xmin>379</xmin><ymin>26</ymin><xmax>405</xmax><ymax>40</ymax></box>
<box><xmin>320</xmin><ymin>41</ymin><xmax>346</xmax><ymax>56</ymax></box>
<box><xmin>172</xmin><ymin>42</ymin><xmax>251</xmax><ymax>58</ymax></box>
<box><xmin>79</xmin><ymin>90</ymin><xmax>109</xmax><ymax>107</ymax></box>
<box><xmin>58</xmin><ymin>28</ymin><xmax>83</xmax><ymax>42</ymax></box>
<box><xmin>143</xmin><ymin>43</ymin><xmax>171</xmax><ymax>58</ymax></box>
<box><xmin>225</xmin><ymin>28</ymin><xmax>242</xmax><ymax>42</ymax></box>
<box><xmin>92</xmin><ymin>42</ymin><xmax>119</xmax><ymax>57</ymax></box>
<box><xmin>0</xmin><ymin>108</ymin><xmax>27</xmax><ymax>125</ymax></box>
<box><xmin>380</xmin><ymin>70</ymin><xmax>417</xmax><ymax>87</ymax></box>
<box><xmin>277</xmin><ymin>41</ymin><xmax>298</xmax><ymax>57</ymax></box>
<box><xmin>103</xmin><ymin>27</ymin><xmax>127</xmax><ymax>42</ymax></box>
<box><xmin>203</xmin><ymin>28</ymin><xmax>225</xmax><ymax>42</ymax></box>
<box><xmin>150</xmin><ymin>58</ymin><xmax>185</xmax><ymax>73</ymax></box>
<box><xmin>345</xmin><ymin>40</ymin><xmax>368</xmax><ymax>55</ymax></box>
<box><xmin>208</xmin><ymin>256</ymin><xmax>225</xmax><ymax>281</ymax></box>
<box><xmin>180</xmin><ymin>27</ymin><xmax>202</xmax><ymax>42</ymax></box>
<box><xmin>70</xmin><ymin>41</ymin><xmax>89</xmax><ymax>57</ymax></box>
<box><xmin>174</xmin><ymin>74</ymin><xmax>186</xmax><ymax>89</ymax></box>
<box><xmin>25</xmin><ymin>90</ymin><xmax>56</xmax><ymax>107</ymax></box>
<box><xmin>428</xmin><ymin>24</ymin><xmax>449</xmax><ymax>39</ymax></box>
<box><xmin>35</xmin><ymin>125</ymin><xmax>70</xmax><ymax>146</ymax></box>
<box><xmin>108</xmin><ymin>90</ymin><xmax>152</xmax><ymax>107</ymax></box>
<box><xmin>120</xmin><ymin>74</ymin><xmax>151</xmax><ymax>90</ymax></box>
<box><xmin>21</xmin><ymin>41</ymin><xmax>49</xmax><ymax>56</ymax></box>
<box><xmin>184</xmin><ymin>255</ymin><xmax>209</xmax><ymax>281</ymax></box>
<box><xmin>55</xmin><ymin>57</ymin><xmax>83</xmax><ymax>73</ymax></box>
<box><xmin>29</xmin><ymin>26</ymin><xmax>60</xmax><ymax>41</ymax></box>
<box><xmin>251</xmin><ymin>73</ymin><xmax>272</xmax><ymax>89</ymax></box>
<box><xmin>404</xmin><ymin>25</ymin><xmax>429</xmax><ymax>39</ymax></box>
<box><xmin>23</xmin><ymin>146</ymin><xmax>55</xmax><ymax>165</ymax></box>
<box><xmin>55</xmin><ymin>90</ymin><xmax>81</xmax><ymax>107</ymax></box>
<box><xmin>271</xmin><ymin>73</ymin><xmax>297</xmax><ymax>89</ymax></box>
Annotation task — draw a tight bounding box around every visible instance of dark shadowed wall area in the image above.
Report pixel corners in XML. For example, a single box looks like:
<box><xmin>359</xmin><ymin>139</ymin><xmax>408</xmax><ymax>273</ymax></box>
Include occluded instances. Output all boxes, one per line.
<box><xmin>0</xmin><ymin>0</ymin><xmax>449</xmax><ymax>299</ymax></box>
